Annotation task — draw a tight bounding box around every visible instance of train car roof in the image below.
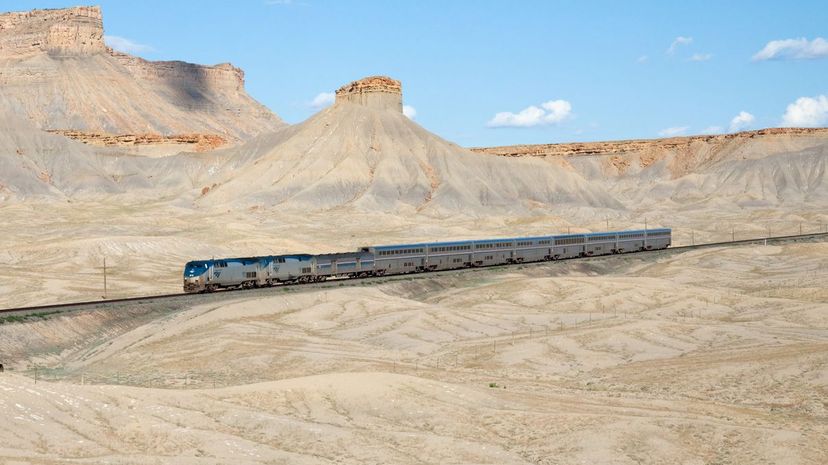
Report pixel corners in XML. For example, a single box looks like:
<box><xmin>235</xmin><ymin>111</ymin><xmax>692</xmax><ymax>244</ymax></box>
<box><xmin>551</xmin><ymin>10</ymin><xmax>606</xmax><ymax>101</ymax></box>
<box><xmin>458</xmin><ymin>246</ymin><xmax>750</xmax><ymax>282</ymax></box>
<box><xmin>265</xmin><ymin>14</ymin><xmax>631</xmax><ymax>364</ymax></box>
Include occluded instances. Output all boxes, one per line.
<box><xmin>371</xmin><ymin>240</ymin><xmax>473</xmax><ymax>249</ymax></box>
<box><xmin>369</xmin><ymin>229</ymin><xmax>670</xmax><ymax>250</ymax></box>
<box><xmin>191</xmin><ymin>253</ymin><xmax>314</xmax><ymax>264</ymax></box>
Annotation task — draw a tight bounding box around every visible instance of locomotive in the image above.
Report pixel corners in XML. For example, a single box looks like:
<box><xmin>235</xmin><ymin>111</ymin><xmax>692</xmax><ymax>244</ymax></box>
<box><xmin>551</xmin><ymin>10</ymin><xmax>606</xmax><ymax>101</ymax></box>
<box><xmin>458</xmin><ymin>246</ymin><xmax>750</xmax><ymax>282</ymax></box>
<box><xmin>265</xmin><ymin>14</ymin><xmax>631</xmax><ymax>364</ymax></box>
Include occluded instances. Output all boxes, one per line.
<box><xmin>183</xmin><ymin>228</ymin><xmax>671</xmax><ymax>293</ymax></box>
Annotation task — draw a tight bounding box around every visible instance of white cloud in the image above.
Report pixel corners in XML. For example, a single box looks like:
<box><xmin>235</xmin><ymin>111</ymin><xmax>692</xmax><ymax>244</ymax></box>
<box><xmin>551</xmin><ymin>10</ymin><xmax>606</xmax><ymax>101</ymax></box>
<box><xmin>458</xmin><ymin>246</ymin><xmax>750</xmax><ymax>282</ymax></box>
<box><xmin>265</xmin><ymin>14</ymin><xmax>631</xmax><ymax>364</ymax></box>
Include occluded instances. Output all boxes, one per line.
<box><xmin>752</xmin><ymin>37</ymin><xmax>828</xmax><ymax>61</ymax></box>
<box><xmin>310</xmin><ymin>92</ymin><xmax>335</xmax><ymax>109</ymax></box>
<box><xmin>658</xmin><ymin>126</ymin><xmax>689</xmax><ymax>137</ymax></box>
<box><xmin>728</xmin><ymin>111</ymin><xmax>755</xmax><ymax>132</ymax></box>
<box><xmin>781</xmin><ymin>95</ymin><xmax>828</xmax><ymax>127</ymax></box>
<box><xmin>636</xmin><ymin>55</ymin><xmax>649</xmax><ymax>64</ymax></box>
<box><xmin>402</xmin><ymin>105</ymin><xmax>417</xmax><ymax>120</ymax></box>
<box><xmin>700</xmin><ymin>126</ymin><xmax>724</xmax><ymax>134</ymax></box>
<box><xmin>667</xmin><ymin>36</ymin><xmax>693</xmax><ymax>55</ymax></box>
<box><xmin>689</xmin><ymin>53</ymin><xmax>713</xmax><ymax>62</ymax></box>
<box><xmin>104</xmin><ymin>35</ymin><xmax>153</xmax><ymax>54</ymax></box>
<box><xmin>487</xmin><ymin>100</ymin><xmax>572</xmax><ymax>128</ymax></box>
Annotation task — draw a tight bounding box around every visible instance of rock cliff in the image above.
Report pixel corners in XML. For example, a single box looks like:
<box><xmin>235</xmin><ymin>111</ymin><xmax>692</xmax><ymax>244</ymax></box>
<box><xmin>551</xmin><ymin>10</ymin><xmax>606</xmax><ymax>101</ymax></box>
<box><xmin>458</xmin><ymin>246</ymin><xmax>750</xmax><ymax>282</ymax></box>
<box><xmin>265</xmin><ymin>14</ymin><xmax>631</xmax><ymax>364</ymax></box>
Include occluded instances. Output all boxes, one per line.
<box><xmin>0</xmin><ymin>5</ymin><xmax>283</xmax><ymax>145</ymax></box>
<box><xmin>335</xmin><ymin>76</ymin><xmax>403</xmax><ymax>112</ymax></box>
<box><xmin>0</xmin><ymin>6</ymin><xmax>104</xmax><ymax>57</ymax></box>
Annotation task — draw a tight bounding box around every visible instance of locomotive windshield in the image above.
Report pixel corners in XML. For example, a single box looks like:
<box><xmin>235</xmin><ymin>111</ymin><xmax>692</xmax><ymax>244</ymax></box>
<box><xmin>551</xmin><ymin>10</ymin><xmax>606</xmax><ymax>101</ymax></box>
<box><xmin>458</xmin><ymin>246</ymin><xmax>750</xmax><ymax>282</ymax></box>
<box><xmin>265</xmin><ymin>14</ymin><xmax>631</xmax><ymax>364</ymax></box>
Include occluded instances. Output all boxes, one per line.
<box><xmin>184</xmin><ymin>261</ymin><xmax>209</xmax><ymax>277</ymax></box>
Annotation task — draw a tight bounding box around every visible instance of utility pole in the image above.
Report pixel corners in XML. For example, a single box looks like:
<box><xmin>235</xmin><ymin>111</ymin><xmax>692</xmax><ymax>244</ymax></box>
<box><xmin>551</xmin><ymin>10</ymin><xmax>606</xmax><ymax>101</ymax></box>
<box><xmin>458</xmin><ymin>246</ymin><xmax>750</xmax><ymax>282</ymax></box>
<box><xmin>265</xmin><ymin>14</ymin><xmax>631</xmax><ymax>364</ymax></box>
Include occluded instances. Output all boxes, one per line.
<box><xmin>643</xmin><ymin>217</ymin><xmax>647</xmax><ymax>248</ymax></box>
<box><xmin>103</xmin><ymin>256</ymin><xmax>108</xmax><ymax>300</ymax></box>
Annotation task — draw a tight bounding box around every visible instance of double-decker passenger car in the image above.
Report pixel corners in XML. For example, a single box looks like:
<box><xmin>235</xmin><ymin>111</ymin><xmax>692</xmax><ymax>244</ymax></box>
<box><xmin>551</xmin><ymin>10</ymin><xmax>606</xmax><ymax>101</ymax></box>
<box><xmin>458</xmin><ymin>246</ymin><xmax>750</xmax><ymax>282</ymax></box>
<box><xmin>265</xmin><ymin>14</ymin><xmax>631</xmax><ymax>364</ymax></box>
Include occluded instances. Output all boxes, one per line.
<box><xmin>183</xmin><ymin>228</ymin><xmax>671</xmax><ymax>293</ymax></box>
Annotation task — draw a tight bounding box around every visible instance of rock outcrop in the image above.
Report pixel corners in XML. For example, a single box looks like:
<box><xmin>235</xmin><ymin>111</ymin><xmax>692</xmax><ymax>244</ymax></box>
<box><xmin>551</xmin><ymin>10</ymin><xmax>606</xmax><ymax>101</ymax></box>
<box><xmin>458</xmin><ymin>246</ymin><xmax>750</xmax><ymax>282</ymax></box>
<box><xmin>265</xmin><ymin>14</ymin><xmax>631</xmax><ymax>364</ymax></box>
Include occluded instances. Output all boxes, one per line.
<box><xmin>0</xmin><ymin>5</ymin><xmax>283</xmax><ymax>145</ymax></box>
<box><xmin>0</xmin><ymin>6</ymin><xmax>104</xmax><ymax>57</ymax></box>
<box><xmin>47</xmin><ymin>130</ymin><xmax>228</xmax><ymax>153</ymax></box>
<box><xmin>471</xmin><ymin>128</ymin><xmax>828</xmax><ymax>158</ymax></box>
<box><xmin>335</xmin><ymin>76</ymin><xmax>402</xmax><ymax>112</ymax></box>
<box><xmin>108</xmin><ymin>52</ymin><xmax>247</xmax><ymax>94</ymax></box>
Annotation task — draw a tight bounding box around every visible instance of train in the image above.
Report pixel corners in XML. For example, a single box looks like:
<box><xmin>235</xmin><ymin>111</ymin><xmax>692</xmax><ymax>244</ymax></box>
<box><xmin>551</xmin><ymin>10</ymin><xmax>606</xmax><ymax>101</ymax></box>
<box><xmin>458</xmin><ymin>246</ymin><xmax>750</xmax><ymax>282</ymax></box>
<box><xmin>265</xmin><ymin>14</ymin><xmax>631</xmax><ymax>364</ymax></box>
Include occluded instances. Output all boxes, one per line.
<box><xmin>183</xmin><ymin>228</ymin><xmax>671</xmax><ymax>293</ymax></box>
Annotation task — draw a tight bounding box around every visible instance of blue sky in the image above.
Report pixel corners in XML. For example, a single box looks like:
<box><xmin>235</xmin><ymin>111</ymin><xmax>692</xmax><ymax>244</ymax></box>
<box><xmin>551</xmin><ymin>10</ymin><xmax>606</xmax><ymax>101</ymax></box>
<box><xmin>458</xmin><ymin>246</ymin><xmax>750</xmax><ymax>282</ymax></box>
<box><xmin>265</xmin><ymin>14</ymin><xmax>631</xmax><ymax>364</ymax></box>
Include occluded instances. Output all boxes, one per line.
<box><xmin>7</xmin><ymin>0</ymin><xmax>828</xmax><ymax>146</ymax></box>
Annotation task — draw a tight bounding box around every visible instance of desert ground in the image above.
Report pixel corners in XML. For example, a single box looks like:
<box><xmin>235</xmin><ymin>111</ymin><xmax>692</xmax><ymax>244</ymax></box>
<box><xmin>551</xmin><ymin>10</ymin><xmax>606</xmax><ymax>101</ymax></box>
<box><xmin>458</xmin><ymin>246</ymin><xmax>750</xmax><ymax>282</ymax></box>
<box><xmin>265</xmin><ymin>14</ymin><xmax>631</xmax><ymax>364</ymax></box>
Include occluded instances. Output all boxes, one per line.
<box><xmin>1</xmin><ymin>6</ymin><xmax>826</xmax><ymax>464</ymax></box>
<box><xmin>1</xmin><ymin>239</ymin><xmax>826</xmax><ymax>464</ymax></box>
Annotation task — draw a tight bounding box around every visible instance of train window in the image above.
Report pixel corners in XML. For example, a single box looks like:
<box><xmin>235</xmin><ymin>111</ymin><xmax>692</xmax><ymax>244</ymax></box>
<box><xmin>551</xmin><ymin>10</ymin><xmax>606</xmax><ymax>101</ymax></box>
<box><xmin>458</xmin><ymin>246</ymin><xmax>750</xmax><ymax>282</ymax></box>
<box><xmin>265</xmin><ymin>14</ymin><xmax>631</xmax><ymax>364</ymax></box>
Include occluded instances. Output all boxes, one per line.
<box><xmin>301</xmin><ymin>267</ymin><xmax>311</xmax><ymax>273</ymax></box>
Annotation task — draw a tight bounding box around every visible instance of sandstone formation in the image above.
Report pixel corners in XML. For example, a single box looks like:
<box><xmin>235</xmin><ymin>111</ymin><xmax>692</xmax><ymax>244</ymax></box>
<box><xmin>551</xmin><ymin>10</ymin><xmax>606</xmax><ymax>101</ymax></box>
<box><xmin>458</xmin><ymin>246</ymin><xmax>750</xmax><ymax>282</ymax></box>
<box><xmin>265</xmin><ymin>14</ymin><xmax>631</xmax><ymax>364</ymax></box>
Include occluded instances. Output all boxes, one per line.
<box><xmin>472</xmin><ymin>127</ymin><xmax>828</xmax><ymax>158</ymax></box>
<box><xmin>48</xmin><ymin>130</ymin><xmax>228</xmax><ymax>153</ymax></box>
<box><xmin>0</xmin><ymin>6</ymin><xmax>104</xmax><ymax>57</ymax></box>
<box><xmin>0</xmin><ymin>6</ymin><xmax>283</xmax><ymax>144</ymax></box>
<box><xmin>335</xmin><ymin>75</ymin><xmax>403</xmax><ymax>112</ymax></box>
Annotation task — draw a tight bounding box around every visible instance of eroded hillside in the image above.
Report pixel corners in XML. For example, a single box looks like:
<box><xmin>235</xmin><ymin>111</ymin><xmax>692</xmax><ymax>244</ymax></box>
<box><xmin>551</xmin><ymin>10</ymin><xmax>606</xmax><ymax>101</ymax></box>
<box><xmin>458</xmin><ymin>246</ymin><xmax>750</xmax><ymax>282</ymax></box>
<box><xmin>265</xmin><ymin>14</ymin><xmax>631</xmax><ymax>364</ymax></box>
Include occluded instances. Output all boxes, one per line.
<box><xmin>0</xmin><ymin>6</ymin><xmax>283</xmax><ymax>148</ymax></box>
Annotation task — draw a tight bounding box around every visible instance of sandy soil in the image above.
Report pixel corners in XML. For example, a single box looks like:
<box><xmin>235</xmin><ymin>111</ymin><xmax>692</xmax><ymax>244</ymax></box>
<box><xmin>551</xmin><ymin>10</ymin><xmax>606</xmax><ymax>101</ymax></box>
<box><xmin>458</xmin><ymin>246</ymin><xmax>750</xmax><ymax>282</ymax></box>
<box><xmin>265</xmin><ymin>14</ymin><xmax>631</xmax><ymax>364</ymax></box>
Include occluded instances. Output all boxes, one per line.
<box><xmin>1</xmin><ymin>241</ymin><xmax>825</xmax><ymax>464</ymax></box>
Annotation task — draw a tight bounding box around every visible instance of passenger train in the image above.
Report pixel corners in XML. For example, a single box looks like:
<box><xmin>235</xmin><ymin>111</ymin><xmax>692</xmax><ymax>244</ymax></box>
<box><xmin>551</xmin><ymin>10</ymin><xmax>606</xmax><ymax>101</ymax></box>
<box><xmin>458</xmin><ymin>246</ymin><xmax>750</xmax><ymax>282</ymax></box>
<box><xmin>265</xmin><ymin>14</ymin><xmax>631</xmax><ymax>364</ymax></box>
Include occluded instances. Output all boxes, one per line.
<box><xmin>183</xmin><ymin>228</ymin><xmax>671</xmax><ymax>293</ymax></box>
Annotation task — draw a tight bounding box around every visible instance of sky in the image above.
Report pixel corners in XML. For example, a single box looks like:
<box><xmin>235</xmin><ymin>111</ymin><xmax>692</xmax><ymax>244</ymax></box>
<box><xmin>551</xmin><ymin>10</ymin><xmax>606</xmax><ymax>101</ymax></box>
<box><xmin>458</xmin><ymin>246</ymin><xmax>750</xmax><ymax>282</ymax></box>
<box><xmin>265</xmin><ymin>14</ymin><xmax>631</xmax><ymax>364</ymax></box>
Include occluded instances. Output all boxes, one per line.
<box><xmin>6</xmin><ymin>0</ymin><xmax>828</xmax><ymax>146</ymax></box>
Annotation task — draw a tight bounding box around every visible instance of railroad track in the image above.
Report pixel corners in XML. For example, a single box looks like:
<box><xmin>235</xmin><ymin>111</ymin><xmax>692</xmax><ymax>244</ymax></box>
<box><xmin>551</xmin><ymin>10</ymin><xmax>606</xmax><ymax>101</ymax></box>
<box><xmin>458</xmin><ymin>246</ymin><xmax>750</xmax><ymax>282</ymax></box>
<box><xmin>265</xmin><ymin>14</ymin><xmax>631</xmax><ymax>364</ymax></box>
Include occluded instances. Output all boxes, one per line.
<box><xmin>1</xmin><ymin>232</ymin><xmax>826</xmax><ymax>317</ymax></box>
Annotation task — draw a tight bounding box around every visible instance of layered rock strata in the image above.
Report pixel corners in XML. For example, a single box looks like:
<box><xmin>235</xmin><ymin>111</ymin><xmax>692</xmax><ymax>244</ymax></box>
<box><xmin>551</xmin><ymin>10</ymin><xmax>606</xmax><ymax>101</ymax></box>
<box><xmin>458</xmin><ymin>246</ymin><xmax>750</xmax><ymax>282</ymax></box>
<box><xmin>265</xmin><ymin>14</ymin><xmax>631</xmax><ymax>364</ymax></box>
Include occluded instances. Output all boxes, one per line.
<box><xmin>471</xmin><ymin>128</ymin><xmax>828</xmax><ymax>158</ymax></box>
<box><xmin>335</xmin><ymin>75</ymin><xmax>403</xmax><ymax>112</ymax></box>
<box><xmin>47</xmin><ymin>130</ymin><xmax>228</xmax><ymax>153</ymax></box>
<box><xmin>0</xmin><ymin>6</ymin><xmax>104</xmax><ymax>57</ymax></box>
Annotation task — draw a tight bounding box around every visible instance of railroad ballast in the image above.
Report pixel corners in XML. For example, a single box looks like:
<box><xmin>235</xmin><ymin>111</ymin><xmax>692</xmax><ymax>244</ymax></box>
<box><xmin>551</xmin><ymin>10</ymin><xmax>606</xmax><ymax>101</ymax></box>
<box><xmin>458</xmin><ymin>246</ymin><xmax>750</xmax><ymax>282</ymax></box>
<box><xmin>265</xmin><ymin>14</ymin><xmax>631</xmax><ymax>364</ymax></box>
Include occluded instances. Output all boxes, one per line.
<box><xmin>183</xmin><ymin>229</ymin><xmax>671</xmax><ymax>293</ymax></box>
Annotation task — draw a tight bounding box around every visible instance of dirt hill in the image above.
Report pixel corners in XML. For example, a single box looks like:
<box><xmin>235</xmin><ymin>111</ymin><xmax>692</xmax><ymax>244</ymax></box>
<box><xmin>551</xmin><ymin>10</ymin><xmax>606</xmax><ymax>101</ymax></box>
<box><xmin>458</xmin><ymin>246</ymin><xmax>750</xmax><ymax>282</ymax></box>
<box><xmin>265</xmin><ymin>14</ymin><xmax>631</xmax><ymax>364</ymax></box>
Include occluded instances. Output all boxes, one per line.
<box><xmin>194</xmin><ymin>76</ymin><xmax>619</xmax><ymax>214</ymax></box>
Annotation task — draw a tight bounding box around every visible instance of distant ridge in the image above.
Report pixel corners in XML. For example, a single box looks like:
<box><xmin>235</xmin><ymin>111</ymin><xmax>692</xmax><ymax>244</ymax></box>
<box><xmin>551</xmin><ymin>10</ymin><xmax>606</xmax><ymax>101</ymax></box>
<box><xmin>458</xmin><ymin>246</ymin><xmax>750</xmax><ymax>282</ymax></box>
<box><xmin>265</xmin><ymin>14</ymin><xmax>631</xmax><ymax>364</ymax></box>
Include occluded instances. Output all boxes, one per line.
<box><xmin>471</xmin><ymin>127</ymin><xmax>828</xmax><ymax>158</ymax></box>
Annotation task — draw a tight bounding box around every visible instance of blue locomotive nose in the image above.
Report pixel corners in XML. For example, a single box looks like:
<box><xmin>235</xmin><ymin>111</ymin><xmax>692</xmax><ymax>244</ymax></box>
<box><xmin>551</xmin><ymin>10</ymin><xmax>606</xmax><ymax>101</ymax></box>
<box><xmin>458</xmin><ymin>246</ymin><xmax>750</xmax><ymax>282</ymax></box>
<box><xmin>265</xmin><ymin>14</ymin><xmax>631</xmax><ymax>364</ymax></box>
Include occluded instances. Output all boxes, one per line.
<box><xmin>184</xmin><ymin>261</ymin><xmax>209</xmax><ymax>277</ymax></box>
<box><xmin>183</xmin><ymin>261</ymin><xmax>210</xmax><ymax>292</ymax></box>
